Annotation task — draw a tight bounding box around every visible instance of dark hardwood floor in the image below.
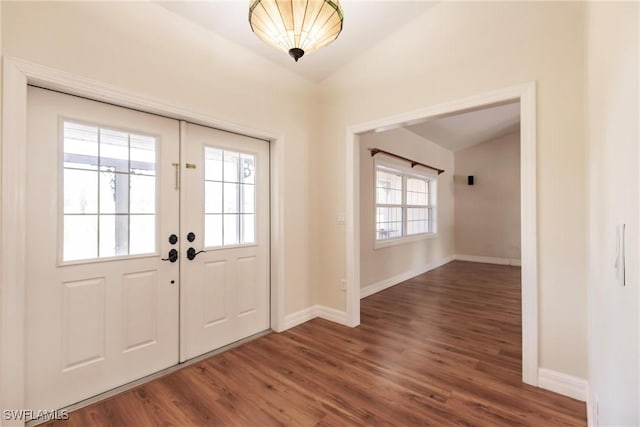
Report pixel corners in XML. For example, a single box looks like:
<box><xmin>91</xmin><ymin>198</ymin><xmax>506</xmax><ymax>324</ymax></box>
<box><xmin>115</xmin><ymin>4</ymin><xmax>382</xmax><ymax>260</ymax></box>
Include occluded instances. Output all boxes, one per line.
<box><xmin>47</xmin><ymin>261</ymin><xmax>586</xmax><ymax>426</ymax></box>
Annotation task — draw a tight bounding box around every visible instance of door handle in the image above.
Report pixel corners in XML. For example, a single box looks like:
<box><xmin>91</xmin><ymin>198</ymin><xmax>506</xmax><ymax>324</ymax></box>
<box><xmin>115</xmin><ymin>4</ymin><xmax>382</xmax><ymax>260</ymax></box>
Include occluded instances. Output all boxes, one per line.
<box><xmin>187</xmin><ymin>247</ymin><xmax>205</xmax><ymax>261</ymax></box>
<box><xmin>161</xmin><ymin>249</ymin><xmax>178</xmax><ymax>263</ymax></box>
<box><xmin>171</xmin><ymin>162</ymin><xmax>179</xmax><ymax>190</ymax></box>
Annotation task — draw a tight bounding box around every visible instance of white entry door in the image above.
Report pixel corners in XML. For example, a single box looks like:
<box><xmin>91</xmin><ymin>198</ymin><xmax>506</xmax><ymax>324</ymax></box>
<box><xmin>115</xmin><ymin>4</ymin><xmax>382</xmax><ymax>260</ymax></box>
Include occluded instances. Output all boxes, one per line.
<box><xmin>25</xmin><ymin>88</ymin><xmax>271</xmax><ymax>412</ymax></box>
<box><xmin>26</xmin><ymin>87</ymin><xmax>181</xmax><ymax>411</ymax></box>
<box><xmin>180</xmin><ymin>123</ymin><xmax>270</xmax><ymax>361</ymax></box>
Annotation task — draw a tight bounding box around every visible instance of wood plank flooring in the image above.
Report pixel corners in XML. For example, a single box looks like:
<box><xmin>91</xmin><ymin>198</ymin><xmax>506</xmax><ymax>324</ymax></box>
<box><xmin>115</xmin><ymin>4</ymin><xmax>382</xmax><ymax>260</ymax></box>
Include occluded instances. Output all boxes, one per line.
<box><xmin>47</xmin><ymin>261</ymin><xmax>586</xmax><ymax>426</ymax></box>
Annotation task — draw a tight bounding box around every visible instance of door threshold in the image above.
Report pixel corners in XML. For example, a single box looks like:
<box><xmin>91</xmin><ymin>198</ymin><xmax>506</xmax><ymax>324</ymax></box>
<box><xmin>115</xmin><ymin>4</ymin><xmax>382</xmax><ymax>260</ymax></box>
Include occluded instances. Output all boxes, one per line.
<box><xmin>27</xmin><ymin>329</ymin><xmax>272</xmax><ymax>427</ymax></box>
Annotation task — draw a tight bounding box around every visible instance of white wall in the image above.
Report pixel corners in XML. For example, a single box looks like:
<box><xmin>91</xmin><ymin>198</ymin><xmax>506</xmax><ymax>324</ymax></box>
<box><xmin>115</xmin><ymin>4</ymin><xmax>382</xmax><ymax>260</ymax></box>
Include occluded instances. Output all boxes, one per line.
<box><xmin>0</xmin><ymin>1</ymin><xmax>316</xmax><ymax>316</ymax></box>
<box><xmin>586</xmin><ymin>2</ymin><xmax>639</xmax><ymax>425</ymax></box>
<box><xmin>359</xmin><ymin>128</ymin><xmax>454</xmax><ymax>291</ymax></box>
<box><xmin>312</xmin><ymin>2</ymin><xmax>588</xmax><ymax>378</ymax></box>
<box><xmin>454</xmin><ymin>131</ymin><xmax>521</xmax><ymax>261</ymax></box>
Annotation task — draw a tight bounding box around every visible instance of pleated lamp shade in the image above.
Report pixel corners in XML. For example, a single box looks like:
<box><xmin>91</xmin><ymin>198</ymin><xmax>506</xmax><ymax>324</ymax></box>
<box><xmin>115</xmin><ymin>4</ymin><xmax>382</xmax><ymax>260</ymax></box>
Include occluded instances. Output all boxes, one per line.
<box><xmin>249</xmin><ymin>0</ymin><xmax>344</xmax><ymax>62</ymax></box>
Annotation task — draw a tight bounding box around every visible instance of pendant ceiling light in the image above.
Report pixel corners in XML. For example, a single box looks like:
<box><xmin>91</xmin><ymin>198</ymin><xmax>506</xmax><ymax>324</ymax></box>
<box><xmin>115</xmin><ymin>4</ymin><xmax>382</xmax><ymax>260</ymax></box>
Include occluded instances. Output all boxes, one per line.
<box><xmin>249</xmin><ymin>0</ymin><xmax>344</xmax><ymax>62</ymax></box>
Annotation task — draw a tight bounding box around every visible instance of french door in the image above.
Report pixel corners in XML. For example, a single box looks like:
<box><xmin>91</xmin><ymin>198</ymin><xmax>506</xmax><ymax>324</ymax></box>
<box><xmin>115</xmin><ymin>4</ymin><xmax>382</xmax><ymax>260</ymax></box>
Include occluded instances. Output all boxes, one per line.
<box><xmin>25</xmin><ymin>87</ymin><xmax>270</xmax><ymax>412</ymax></box>
<box><xmin>180</xmin><ymin>123</ymin><xmax>270</xmax><ymax>361</ymax></box>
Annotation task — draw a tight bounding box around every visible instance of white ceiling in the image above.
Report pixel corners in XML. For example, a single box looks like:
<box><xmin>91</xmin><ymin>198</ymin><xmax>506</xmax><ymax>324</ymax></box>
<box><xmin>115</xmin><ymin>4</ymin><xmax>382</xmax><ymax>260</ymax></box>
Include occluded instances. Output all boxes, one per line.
<box><xmin>156</xmin><ymin>1</ymin><xmax>435</xmax><ymax>82</ymax></box>
<box><xmin>404</xmin><ymin>102</ymin><xmax>521</xmax><ymax>152</ymax></box>
<box><xmin>155</xmin><ymin>2</ymin><xmax>520</xmax><ymax>149</ymax></box>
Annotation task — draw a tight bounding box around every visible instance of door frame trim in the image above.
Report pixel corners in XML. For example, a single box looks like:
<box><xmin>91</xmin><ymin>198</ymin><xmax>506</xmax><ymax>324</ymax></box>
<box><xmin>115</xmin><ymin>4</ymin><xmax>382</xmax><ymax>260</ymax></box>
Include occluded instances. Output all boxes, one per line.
<box><xmin>344</xmin><ymin>82</ymin><xmax>538</xmax><ymax>386</ymax></box>
<box><xmin>0</xmin><ymin>56</ymin><xmax>287</xmax><ymax>415</ymax></box>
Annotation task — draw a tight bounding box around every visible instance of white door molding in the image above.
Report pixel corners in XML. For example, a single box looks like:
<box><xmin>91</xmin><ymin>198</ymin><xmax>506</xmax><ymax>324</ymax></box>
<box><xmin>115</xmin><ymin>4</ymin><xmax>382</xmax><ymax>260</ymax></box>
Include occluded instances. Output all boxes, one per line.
<box><xmin>345</xmin><ymin>82</ymin><xmax>539</xmax><ymax>386</ymax></box>
<box><xmin>0</xmin><ymin>57</ymin><xmax>287</xmax><ymax>419</ymax></box>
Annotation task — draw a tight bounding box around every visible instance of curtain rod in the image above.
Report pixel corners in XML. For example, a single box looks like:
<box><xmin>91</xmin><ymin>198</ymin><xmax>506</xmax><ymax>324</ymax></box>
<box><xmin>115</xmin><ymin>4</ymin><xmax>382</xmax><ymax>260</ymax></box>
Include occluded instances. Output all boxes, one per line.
<box><xmin>369</xmin><ymin>148</ymin><xmax>445</xmax><ymax>175</ymax></box>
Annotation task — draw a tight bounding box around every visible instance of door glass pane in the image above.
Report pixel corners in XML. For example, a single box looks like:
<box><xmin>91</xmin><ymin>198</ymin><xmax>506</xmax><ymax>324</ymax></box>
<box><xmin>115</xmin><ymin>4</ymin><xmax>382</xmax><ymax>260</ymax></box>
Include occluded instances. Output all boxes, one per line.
<box><xmin>130</xmin><ymin>135</ymin><xmax>156</xmax><ymax>176</ymax></box>
<box><xmin>64</xmin><ymin>169</ymin><xmax>98</xmax><ymax>214</ymax></box>
<box><xmin>223</xmin><ymin>151</ymin><xmax>239</xmax><ymax>182</ymax></box>
<box><xmin>241</xmin><ymin>214</ymin><xmax>255</xmax><ymax>244</ymax></box>
<box><xmin>99</xmin><ymin>215</ymin><xmax>129</xmax><ymax>257</ymax></box>
<box><xmin>64</xmin><ymin>215</ymin><xmax>98</xmax><ymax>261</ymax></box>
<box><xmin>100</xmin><ymin>129</ymin><xmax>129</xmax><ymax>173</ymax></box>
<box><xmin>129</xmin><ymin>215</ymin><xmax>155</xmax><ymax>255</ymax></box>
<box><xmin>205</xmin><ymin>148</ymin><xmax>223</xmax><ymax>181</ymax></box>
<box><xmin>223</xmin><ymin>183</ymin><xmax>239</xmax><ymax>213</ymax></box>
<box><xmin>130</xmin><ymin>175</ymin><xmax>156</xmax><ymax>214</ymax></box>
<box><xmin>241</xmin><ymin>184</ymin><xmax>255</xmax><ymax>214</ymax></box>
<box><xmin>64</xmin><ymin>122</ymin><xmax>99</xmax><ymax>170</ymax></box>
<box><xmin>205</xmin><ymin>182</ymin><xmax>223</xmax><ymax>214</ymax></box>
<box><xmin>205</xmin><ymin>214</ymin><xmax>223</xmax><ymax>247</ymax></box>
<box><xmin>240</xmin><ymin>154</ymin><xmax>256</xmax><ymax>184</ymax></box>
<box><xmin>62</xmin><ymin>120</ymin><xmax>158</xmax><ymax>261</ymax></box>
<box><xmin>223</xmin><ymin>214</ymin><xmax>239</xmax><ymax>246</ymax></box>
<box><xmin>100</xmin><ymin>172</ymin><xmax>129</xmax><ymax>214</ymax></box>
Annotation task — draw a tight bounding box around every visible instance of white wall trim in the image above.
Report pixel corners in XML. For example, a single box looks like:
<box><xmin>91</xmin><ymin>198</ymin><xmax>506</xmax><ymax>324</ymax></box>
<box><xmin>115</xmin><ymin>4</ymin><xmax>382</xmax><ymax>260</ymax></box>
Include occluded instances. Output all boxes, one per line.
<box><xmin>283</xmin><ymin>305</ymin><xmax>349</xmax><ymax>330</ymax></box>
<box><xmin>1</xmin><ymin>57</ymin><xmax>29</xmax><ymax>425</ymax></box>
<box><xmin>345</xmin><ymin>81</ymin><xmax>538</xmax><ymax>386</ymax></box>
<box><xmin>586</xmin><ymin>399</ymin><xmax>595</xmax><ymax>427</ymax></box>
<box><xmin>454</xmin><ymin>254</ymin><xmax>522</xmax><ymax>267</ymax></box>
<box><xmin>538</xmin><ymin>368</ymin><xmax>588</xmax><ymax>402</ymax></box>
<box><xmin>360</xmin><ymin>256</ymin><xmax>454</xmax><ymax>299</ymax></box>
<box><xmin>283</xmin><ymin>307</ymin><xmax>317</xmax><ymax>330</ymax></box>
<box><xmin>0</xmin><ymin>57</ymin><xmax>288</xmax><ymax>418</ymax></box>
<box><xmin>315</xmin><ymin>306</ymin><xmax>349</xmax><ymax>325</ymax></box>
<box><xmin>345</xmin><ymin>132</ymin><xmax>361</xmax><ymax>328</ymax></box>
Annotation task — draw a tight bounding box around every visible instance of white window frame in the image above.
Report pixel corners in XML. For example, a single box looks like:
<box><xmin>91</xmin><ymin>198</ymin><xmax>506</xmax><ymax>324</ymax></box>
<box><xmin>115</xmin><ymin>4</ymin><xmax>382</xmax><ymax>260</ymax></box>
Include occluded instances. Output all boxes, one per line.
<box><xmin>374</xmin><ymin>156</ymin><xmax>438</xmax><ymax>249</ymax></box>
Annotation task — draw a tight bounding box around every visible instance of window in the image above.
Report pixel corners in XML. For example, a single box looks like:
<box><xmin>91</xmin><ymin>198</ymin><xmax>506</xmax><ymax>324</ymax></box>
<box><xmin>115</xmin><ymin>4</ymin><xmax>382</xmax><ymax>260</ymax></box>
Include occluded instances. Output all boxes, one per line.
<box><xmin>204</xmin><ymin>147</ymin><xmax>256</xmax><ymax>248</ymax></box>
<box><xmin>62</xmin><ymin>121</ymin><xmax>157</xmax><ymax>261</ymax></box>
<box><xmin>375</xmin><ymin>167</ymin><xmax>403</xmax><ymax>239</ymax></box>
<box><xmin>375</xmin><ymin>162</ymin><xmax>437</xmax><ymax>243</ymax></box>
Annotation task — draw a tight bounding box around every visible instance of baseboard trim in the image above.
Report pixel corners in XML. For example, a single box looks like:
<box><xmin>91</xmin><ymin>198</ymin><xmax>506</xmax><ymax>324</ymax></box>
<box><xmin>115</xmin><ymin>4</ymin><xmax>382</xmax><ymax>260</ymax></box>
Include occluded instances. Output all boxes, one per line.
<box><xmin>315</xmin><ymin>305</ymin><xmax>349</xmax><ymax>324</ymax></box>
<box><xmin>283</xmin><ymin>305</ymin><xmax>349</xmax><ymax>330</ymax></box>
<box><xmin>360</xmin><ymin>256</ymin><xmax>454</xmax><ymax>299</ymax></box>
<box><xmin>283</xmin><ymin>306</ymin><xmax>317</xmax><ymax>330</ymax></box>
<box><xmin>454</xmin><ymin>254</ymin><xmax>521</xmax><ymax>267</ymax></box>
<box><xmin>538</xmin><ymin>368</ymin><xmax>588</xmax><ymax>401</ymax></box>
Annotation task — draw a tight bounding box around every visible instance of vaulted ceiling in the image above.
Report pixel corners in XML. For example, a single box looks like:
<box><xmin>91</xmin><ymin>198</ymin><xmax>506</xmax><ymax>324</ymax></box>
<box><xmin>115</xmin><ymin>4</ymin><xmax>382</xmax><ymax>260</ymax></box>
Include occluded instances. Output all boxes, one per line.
<box><xmin>157</xmin><ymin>2</ymin><xmax>520</xmax><ymax>148</ymax></box>
<box><xmin>157</xmin><ymin>1</ymin><xmax>435</xmax><ymax>82</ymax></box>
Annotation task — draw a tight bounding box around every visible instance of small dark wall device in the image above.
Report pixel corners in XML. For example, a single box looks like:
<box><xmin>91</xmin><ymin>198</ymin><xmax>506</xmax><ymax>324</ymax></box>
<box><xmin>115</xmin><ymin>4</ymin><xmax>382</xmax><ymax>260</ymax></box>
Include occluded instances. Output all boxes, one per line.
<box><xmin>467</xmin><ymin>176</ymin><xmax>474</xmax><ymax>186</ymax></box>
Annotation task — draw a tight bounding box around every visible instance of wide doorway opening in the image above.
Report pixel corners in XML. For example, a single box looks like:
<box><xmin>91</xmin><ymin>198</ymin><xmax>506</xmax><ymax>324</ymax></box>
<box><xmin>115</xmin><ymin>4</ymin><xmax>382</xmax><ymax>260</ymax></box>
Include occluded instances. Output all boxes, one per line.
<box><xmin>345</xmin><ymin>83</ymin><xmax>537</xmax><ymax>386</ymax></box>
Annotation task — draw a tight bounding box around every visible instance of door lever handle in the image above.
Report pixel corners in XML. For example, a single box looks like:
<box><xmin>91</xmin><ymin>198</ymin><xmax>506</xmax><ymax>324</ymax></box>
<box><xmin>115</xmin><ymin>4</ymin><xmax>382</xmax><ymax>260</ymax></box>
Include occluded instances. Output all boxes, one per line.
<box><xmin>162</xmin><ymin>249</ymin><xmax>178</xmax><ymax>263</ymax></box>
<box><xmin>187</xmin><ymin>247</ymin><xmax>205</xmax><ymax>261</ymax></box>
